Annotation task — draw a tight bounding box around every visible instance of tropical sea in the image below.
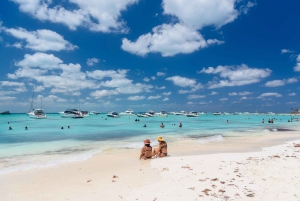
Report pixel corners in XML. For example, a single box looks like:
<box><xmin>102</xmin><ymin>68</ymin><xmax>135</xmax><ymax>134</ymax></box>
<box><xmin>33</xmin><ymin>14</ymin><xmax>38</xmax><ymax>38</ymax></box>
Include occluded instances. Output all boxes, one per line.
<box><xmin>0</xmin><ymin>112</ymin><xmax>299</xmax><ymax>175</ymax></box>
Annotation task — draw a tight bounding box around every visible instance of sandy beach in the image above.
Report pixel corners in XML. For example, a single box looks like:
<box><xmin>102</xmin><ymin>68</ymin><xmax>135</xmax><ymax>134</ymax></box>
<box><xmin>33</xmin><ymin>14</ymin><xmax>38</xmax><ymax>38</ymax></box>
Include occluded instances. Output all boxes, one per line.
<box><xmin>1</xmin><ymin>132</ymin><xmax>300</xmax><ymax>201</ymax></box>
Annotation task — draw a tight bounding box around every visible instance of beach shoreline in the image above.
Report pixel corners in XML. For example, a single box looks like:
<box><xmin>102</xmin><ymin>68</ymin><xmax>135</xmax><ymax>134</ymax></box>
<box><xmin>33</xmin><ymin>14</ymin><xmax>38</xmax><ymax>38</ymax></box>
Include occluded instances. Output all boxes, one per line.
<box><xmin>1</xmin><ymin>131</ymin><xmax>300</xmax><ymax>201</ymax></box>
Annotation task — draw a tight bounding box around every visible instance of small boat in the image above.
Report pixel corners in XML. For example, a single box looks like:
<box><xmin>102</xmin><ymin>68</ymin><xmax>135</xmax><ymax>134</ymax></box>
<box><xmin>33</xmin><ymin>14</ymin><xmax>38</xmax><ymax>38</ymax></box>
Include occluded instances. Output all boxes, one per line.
<box><xmin>1</xmin><ymin>111</ymin><xmax>11</xmax><ymax>115</ymax></box>
<box><xmin>59</xmin><ymin>109</ymin><xmax>84</xmax><ymax>118</ymax></box>
<box><xmin>173</xmin><ymin>111</ymin><xmax>187</xmax><ymax>115</ymax></box>
<box><xmin>119</xmin><ymin>109</ymin><xmax>135</xmax><ymax>116</ymax></box>
<box><xmin>213</xmin><ymin>112</ymin><xmax>222</xmax><ymax>115</ymax></box>
<box><xmin>89</xmin><ymin>111</ymin><xmax>100</xmax><ymax>115</ymax></box>
<box><xmin>107</xmin><ymin>112</ymin><xmax>120</xmax><ymax>118</ymax></box>
<box><xmin>136</xmin><ymin>113</ymin><xmax>149</xmax><ymax>118</ymax></box>
<box><xmin>156</xmin><ymin>110</ymin><xmax>168</xmax><ymax>117</ymax></box>
<box><xmin>81</xmin><ymin>110</ymin><xmax>89</xmax><ymax>117</ymax></box>
<box><xmin>28</xmin><ymin>109</ymin><xmax>47</xmax><ymax>119</ymax></box>
<box><xmin>145</xmin><ymin>110</ymin><xmax>156</xmax><ymax>117</ymax></box>
<box><xmin>185</xmin><ymin>111</ymin><xmax>199</xmax><ymax>117</ymax></box>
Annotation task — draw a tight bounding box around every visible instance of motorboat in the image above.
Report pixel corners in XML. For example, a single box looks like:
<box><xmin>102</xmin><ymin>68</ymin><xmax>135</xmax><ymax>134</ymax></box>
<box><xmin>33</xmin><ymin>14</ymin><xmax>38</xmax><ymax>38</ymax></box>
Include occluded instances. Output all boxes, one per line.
<box><xmin>107</xmin><ymin>112</ymin><xmax>120</xmax><ymax>118</ymax></box>
<box><xmin>136</xmin><ymin>113</ymin><xmax>149</xmax><ymax>118</ymax></box>
<box><xmin>119</xmin><ymin>109</ymin><xmax>135</xmax><ymax>116</ymax></box>
<box><xmin>213</xmin><ymin>112</ymin><xmax>222</xmax><ymax>115</ymax></box>
<box><xmin>81</xmin><ymin>111</ymin><xmax>89</xmax><ymax>117</ymax></box>
<box><xmin>89</xmin><ymin>111</ymin><xmax>100</xmax><ymax>115</ymax></box>
<box><xmin>59</xmin><ymin>109</ymin><xmax>83</xmax><ymax>118</ymax></box>
<box><xmin>145</xmin><ymin>110</ymin><xmax>156</xmax><ymax>117</ymax></box>
<box><xmin>1</xmin><ymin>111</ymin><xmax>11</xmax><ymax>115</ymax></box>
<box><xmin>185</xmin><ymin>111</ymin><xmax>199</xmax><ymax>117</ymax></box>
<box><xmin>156</xmin><ymin>110</ymin><xmax>168</xmax><ymax>117</ymax></box>
<box><xmin>173</xmin><ymin>111</ymin><xmax>187</xmax><ymax>115</ymax></box>
<box><xmin>28</xmin><ymin>109</ymin><xmax>47</xmax><ymax>119</ymax></box>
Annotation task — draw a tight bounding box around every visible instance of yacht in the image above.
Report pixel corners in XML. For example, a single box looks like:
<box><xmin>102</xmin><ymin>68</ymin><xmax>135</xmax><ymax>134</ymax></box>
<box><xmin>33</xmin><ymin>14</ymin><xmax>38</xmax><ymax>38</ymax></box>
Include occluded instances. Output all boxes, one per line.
<box><xmin>59</xmin><ymin>109</ymin><xmax>83</xmax><ymax>118</ymax></box>
<box><xmin>89</xmin><ymin>111</ymin><xmax>100</xmax><ymax>115</ymax></box>
<box><xmin>107</xmin><ymin>112</ymin><xmax>120</xmax><ymax>118</ymax></box>
<box><xmin>213</xmin><ymin>112</ymin><xmax>222</xmax><ymax>115</ymax></box>
<box><xmin>145</xmin><ymin>110</ymin><xmax>156</xmax><ymax>117</ymax></box>
<box><xmin>185</xmin><ymin>111</ymin><xmax>199</xmax><ymax>117</ymax></box>
<box><xmin>156</xmin><ymin>110</ymin><xmax>168</xmax><ymax>117</ymax></box>
<box><xmin>136</xmin><ymin>112</ymin><xmax>149</xmax><ymax>118</ymax></box>
<box><xmin>81</xmin><ymin>111</ymin><xmax>89</xmax><ymax>117</ymax></box>
<box><xmin>173</xmin><ymin>110</ymin><xmax>187</xmax><ymax>115</ymax></box>
<box><xmin>1</xmin><ymin>111</ymin><xmax>11</xmax><ymax>115</ymax></box>
<box><xmin>28</xmin><ymin>109</ymin><xmax>47</xmax><ymax>119</ymax></box>
<box><xmin>119</xmin><ymin>109</ymin><xmax>135</xmax><ymax>116</ymax></box>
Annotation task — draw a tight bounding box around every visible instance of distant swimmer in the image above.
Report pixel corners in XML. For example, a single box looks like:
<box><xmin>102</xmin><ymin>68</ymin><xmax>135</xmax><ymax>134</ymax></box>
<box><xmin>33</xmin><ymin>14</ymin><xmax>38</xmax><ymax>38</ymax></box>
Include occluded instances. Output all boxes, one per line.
<box><xmin>226</xmin><ymin>120</ymin><xmax>230</xmax><ymax>124</ymax></box>
<box><xmin>25</xmin><ymin>126</ymin><xmax>28</xmax><ymax>130</ymax></box>
<box><xmin>68</xmin><ymin>126</ymin><xmax>70</xmax><ymax>129</ymax></box>
<box><xmin>8</xmin><ymin>126</ymin><xmax>12</xmax><ymax>130</ymax></box>
<box><xmin>160</xmin><ymin>123</ymin><xmax>165</xmax><ymax>128</ymax></box>
<box><xmin>179</xmin><ymin>122</ymin><xmax>182</xmax><ymax>127</ymax></box>
<box><xmin>143</xmin><ymin>124</ymin><xmax>147</xmax><ymax>127</ymax></box>
<box><xmin>262</xmin><ymin>119</ymin><xmax>264</xmax><ymax>123</ymax></box>
<box><xmin>61</xmin><ymin>127</ymin><xmax>64</xmax><ymax>129</ymax></box>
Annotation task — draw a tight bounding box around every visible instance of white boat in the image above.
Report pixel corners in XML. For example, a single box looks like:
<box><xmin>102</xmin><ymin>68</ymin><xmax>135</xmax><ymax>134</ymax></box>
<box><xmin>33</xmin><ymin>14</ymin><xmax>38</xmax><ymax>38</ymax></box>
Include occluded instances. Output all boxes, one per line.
<box><xmin>59</xmin><ymin>109</ymin><xmax>84</xmax><ymax>118</ymax></box>
<box><xmin>119</xmin><ymin>109</ymin><xmax>135</xmax><ymax>116</ymax></box>
<box><xmin>156</xmin><ymin>110</ymin><xmax>168</xmax><ymax>117</ymax></box>
<box><xmin>145</xmin><ymin>110</ymin><xmax>156</xmax><ymax>117</ymax></box>
<box><xmin>89</xmin><ymin>111</ymin><xmax>100</xmax><ymax>115</ymax></box>
<box><xmin>173</xmin><ymin>110</ymin><xmax>187</xmax><ymax>115</ymax></box>
<box><xmin>185</xmin><ymin>111</ymin><xmax>199</xmax><ymax>117</ymax></box>
<box><xmin>136</xmin><ymin>113</ymin><xmax>149</xmax><ymax>118</ymax></box>
<box><xmin>213</xmin><ymin>112</ymin><xmax>222</xmax><ymax>115</ymax></box>
<box><xmin>81</xmin><ymin>110</ymin><xmax>89</xmax><ymax>117</ymax></box>
<box><xmin>28</xmin><ymin>109</ymin><xmax>47</xmax><ymax>119</ymax></box>
<box><xmin>107</xmin><ymin>112</ymin><xmax>120</xmax><ymax>118</ymax></box>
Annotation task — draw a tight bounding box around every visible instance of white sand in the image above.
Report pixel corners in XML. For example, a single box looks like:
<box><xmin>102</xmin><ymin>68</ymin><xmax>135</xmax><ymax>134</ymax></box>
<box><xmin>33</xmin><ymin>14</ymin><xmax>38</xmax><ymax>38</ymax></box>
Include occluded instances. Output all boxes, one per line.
<box><xmin>1</xmin><ymin>133</ymin><xmax>300</xmax><ymax>201</ymax></box>
<box><xmin>126</xmin><ymin>140</ymin><xmax>300</xmax><ymax>201</ymax></box>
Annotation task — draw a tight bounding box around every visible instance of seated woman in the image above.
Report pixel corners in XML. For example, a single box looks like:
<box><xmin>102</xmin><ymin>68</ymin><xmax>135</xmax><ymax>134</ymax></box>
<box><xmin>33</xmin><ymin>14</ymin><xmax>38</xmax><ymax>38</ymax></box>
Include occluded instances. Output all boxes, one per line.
<box><xmin>152</xmin><ymin>136</ymin><xmax>167</xmax><ymax>158</ymax></box>
<box><xmin>139</xmin><ymin>139</ymin><xmax>152</xmax><ymax>160</ymax></box>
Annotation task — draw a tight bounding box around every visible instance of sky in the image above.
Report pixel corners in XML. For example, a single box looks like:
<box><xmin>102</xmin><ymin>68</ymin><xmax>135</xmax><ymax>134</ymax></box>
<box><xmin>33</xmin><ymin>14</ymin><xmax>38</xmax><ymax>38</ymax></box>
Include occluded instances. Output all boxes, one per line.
<box><xmin>0</xmin><ymin>0</ymin><xmax>300</xmax><ymax>113</ymax></box>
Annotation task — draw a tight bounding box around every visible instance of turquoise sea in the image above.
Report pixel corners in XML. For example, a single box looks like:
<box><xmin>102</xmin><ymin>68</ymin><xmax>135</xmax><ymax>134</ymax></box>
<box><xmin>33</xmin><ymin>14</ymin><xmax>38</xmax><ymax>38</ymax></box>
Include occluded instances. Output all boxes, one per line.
<box><xmin>0</xmin><ymin>113</ymin><xmax>299</xmax><ymax>174</ymax></box>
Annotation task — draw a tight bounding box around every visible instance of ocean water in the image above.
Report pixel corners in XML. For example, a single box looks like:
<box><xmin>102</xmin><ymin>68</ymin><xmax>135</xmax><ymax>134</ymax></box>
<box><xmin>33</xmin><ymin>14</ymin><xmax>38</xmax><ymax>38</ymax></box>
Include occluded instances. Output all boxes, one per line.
<box><xmin>0</xmin><ymin>113</ymin><xmax>299</xmax><ymax>174</ymax></box>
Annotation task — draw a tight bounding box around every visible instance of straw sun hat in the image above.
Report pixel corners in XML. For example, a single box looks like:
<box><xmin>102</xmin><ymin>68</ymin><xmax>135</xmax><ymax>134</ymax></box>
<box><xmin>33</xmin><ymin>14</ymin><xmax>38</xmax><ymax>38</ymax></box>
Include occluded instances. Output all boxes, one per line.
<box><xmin>157</xmin><ymin>136</ymin><xmax>164</xmax><ymax>141</ymax></box>
<box><xmin>144</xmin><ymin>139</ymin><xmax>151</xmax><ymax>144</ymax></box>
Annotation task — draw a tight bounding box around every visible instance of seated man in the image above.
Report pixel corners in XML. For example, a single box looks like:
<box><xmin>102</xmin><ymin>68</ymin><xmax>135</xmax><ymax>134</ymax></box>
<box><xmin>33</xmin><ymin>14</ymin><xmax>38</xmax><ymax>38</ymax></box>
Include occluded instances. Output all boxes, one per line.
<box><xmin>152</xmin><ymin>136</ymin><xmax>167</xmax><ymax>158</ymax></box>
<box><xmin>139</xmin><ymin>139</ymin><xmax>152</xmax><ymax>160</ymax></box>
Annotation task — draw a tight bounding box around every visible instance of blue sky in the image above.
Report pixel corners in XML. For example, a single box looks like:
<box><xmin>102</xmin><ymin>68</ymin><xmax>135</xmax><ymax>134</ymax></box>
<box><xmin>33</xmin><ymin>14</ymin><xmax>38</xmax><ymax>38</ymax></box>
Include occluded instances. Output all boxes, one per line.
<box><xmin>0</xmin><ymin>0</ymin><xmax>300</xmax><ymax>113</ymax></box>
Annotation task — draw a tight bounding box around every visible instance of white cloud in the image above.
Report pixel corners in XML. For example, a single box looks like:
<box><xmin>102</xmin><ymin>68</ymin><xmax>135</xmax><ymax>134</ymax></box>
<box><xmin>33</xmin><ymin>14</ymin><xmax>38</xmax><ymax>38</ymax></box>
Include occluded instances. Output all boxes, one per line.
<box><xmin>229</xmin><ymin>92</ymin><xmax>238</xmax><ymax>96</ymax></box>
<box><xmin>166</xmin><ymin>76</ymin><xmax>196</xmax><ymax>87</ymax></box>
<box><xmin>265</xmin><ymin>78</ymin><xmax>298</xmax><ymax>87</ymax></box>
<box><xmin>162</xmin><ymin>0</ymin><xmax>239</xmax><ymax>29</ymax></box>
<box><xmin>258</xmin><ymin>92</ymin><xmax>282</xmax><ymax>99</ymax></box>
<box><xmin>143</xmin><ymin>77</ymin><xmax>150</xmax><ymax>82</ymax></box>
<box><xmin>87</xmin><ymin>58</ymin><xmax>99</xmax><ymax>66</ymax></box>
<box><xmin>220</xmin><ymin>98</ymin><xmax>228</xmax><ymax>101</ymax></box>
<box><xmin>127</xmin><ymin>95</ymin><xmax>145</xmax><ymax>101</ymax></box>
<box><xmin>4</xmin><ymin>27</ymin><xmax>77</xmax><ymax>51</ymax></box>
<box><xmin>187</xmin><ymin>94</ymin><xmax>205</xmax><ymax>99</ymax></box>
<box><xmin>11</xmin><ymin>0</ymin><xmax>138</xmax><ymax>32</ymax></box>
<box><xmin>294</xmin><ymin>55</ymin><xmax>300</xmax><ymax>72</ymax></box>
<box><xmin>6</xmin><ymin>42</ymin><xmax>22</xmax><ymax>49</ymax></box>
<box><xmin>281</xmin><ymin>49</ymin><xmax>293</xmax><ymax>54</ymax></box>
<box><xmin>210</xmin><ymin>91</ymin><xmax>218</xmax><ymax>95</ymax></box>
<box><xmin>122</xmin><ymin>23</ymin><xmax>223</xmax><ymax>57</ymax></box>
<box><xmin>162</xmin><ymin>92</ymin><xmax>171</xmax><ymax>96</ymax></box>
<box><xmin>199</xmin><ymin>64</ymin><xmax>271</xmax><ymax>88</ymax></box>
<box><xmin>151</xmin><ymin>76</ymin><xmax>156</xmax><ymax>80</ymax></box>
<box><xmin>155</xmin><ymin>86</ymin><xmax>166</xmax><ymax>90</ymax></box>
<box><xmin>157</xmin><ymin>72</ymin><xmax>166</xmax><ymax>76</ymax></box>
<box><xmin>288</xmin><ymin>93</ymin><xmax>296</xmax><ymax>96</ymax></box>
<box><xmin>90</xmin><ymin>90</ymin><xmax>118</xmax><ymax>99</ymax></box>
<box><xmin>148</xmin><ymin>95</ymin><xmax>161</xmax><ymax>100</ymax></box>
<box><xmin>163</xmin><ymin>98</ymin><xmax>169</xmax><ymax>101</ymax></box>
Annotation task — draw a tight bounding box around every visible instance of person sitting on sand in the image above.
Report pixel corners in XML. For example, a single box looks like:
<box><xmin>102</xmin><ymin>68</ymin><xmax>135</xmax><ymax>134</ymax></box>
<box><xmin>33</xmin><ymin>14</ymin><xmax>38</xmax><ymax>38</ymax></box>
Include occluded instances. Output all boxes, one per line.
<box><xmin>152</xmin><ymin>136</ymin><xmax>167</xmax><ymax>158</ymax></box>
<box><xmin>139</xmin><ymin>139</ymin><xmax>152</xmax><ymax>160</ymax></box>
<box><xmin>160</xmin><ymin>123</ymin><xmax>165</xmax><ymax>128</ymax></box>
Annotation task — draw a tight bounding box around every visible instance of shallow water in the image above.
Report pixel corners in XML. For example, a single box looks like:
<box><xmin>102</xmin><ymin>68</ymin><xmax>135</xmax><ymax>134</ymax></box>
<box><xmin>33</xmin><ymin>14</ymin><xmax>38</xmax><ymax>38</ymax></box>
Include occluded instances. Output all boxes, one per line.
<box><xmin>0</xmin><ymin>113</ymin><xmax>299</xmax><ymax>174</ymax></box>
